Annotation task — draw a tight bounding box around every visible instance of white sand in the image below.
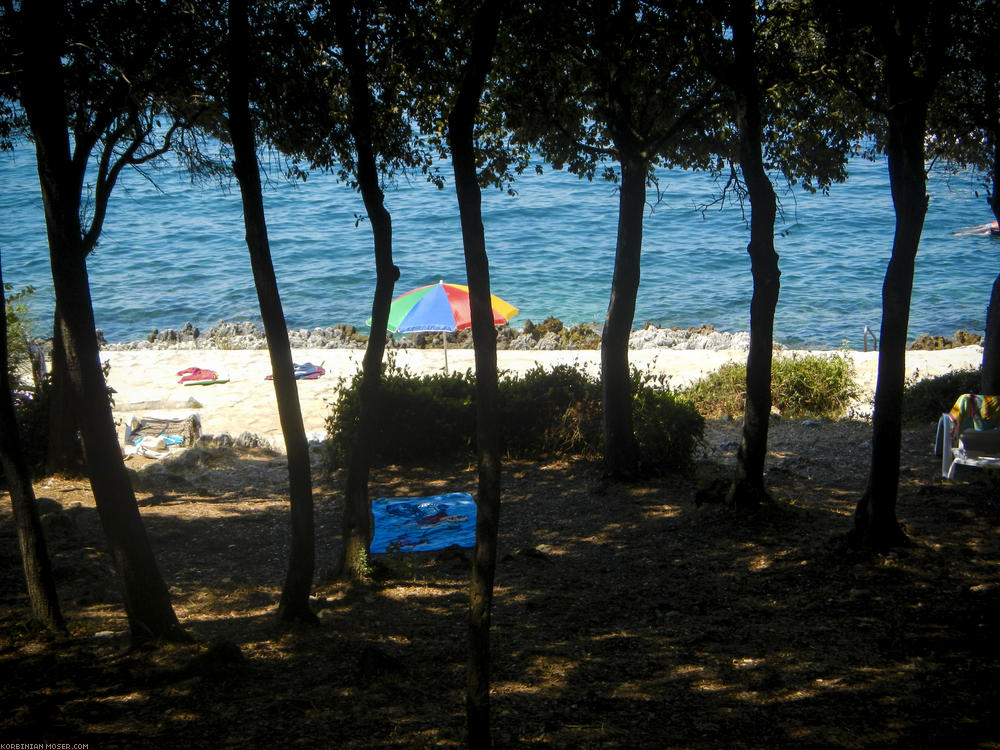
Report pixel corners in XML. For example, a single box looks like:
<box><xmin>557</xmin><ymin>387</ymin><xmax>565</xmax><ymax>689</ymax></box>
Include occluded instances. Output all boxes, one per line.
<box><xmin>102</xmin><ymin>345</ymin><xmax>985</xmax><ymax>452</ymax></box>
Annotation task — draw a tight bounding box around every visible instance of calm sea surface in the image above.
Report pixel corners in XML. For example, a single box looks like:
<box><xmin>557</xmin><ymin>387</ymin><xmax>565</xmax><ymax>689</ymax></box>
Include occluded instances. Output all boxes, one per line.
<box><xmin>1</xmin><ymin>145</ymin><xmax>997</xmax><ymax>349</ymax></box>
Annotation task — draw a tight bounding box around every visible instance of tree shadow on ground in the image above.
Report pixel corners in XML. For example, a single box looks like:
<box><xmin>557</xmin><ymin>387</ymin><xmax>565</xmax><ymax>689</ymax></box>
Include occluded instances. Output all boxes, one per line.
<box><xmin>1</xmin><ymin>420</ymin><xmax>998</xmax><ymax>748</ymax></box>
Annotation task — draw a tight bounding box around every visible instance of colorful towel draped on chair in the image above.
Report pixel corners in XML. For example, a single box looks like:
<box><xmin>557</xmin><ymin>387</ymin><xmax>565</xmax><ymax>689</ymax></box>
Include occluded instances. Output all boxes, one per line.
<box><xmin>370</xmin><ymin>492</ymin><xmax>476</xmax><ymax>553</ymax></box>
<box><xmin>945</xmin><ymin>394</ymin><xmax>1000</xmax><ymax>436</ymax></box>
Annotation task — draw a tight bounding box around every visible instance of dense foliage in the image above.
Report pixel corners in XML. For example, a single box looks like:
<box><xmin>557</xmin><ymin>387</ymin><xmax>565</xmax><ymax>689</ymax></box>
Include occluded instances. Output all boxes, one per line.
<box><xmin>902</xmin><ymin>367</ymin><xmax>983</xmax><ymax>422</ymax></box>
<box><xmin>3</xmin><ymin>284</ymin><xmax>54</xmax><ymax>477</ymax></box>
<box><xmin>3</xmin><ymin>283</ymin><xmax>32</xmax><ymax>392</ymax></box>
<box><xmin>683</xmin><ymin>353</ymin><xmax>859</xmax><ymax>419</ymax></box>
<box><xmin>323</xmin><ymin>361</ymin><xmax>704</xmax><ymax>475</ymax></box>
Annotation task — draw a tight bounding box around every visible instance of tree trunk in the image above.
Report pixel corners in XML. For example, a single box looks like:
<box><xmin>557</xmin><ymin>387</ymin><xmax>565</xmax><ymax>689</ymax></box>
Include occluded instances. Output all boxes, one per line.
<box><xmin>983</xmin><ymin>273</ymin><xmax>1000</xmax><ymax>394</ymax></box>
<box><xmin>853</xmin><ymin>40</ymin><xmax>930</xmax><ymax>550</ymax></box>
<box><xmin>54</xmin><ymin>258</ymin><xmax>189</xmax><ymax>643</ymax></box>
<box><xmin>332</xmin><ymin>0</ymin><xmax>399</xmax><ymax>580</ymax></box>
<box><xmin>227</xmin><ymin>0</ymin><xmax>315</xmax><ymax>623</ymax></box>
<box><xmin>448</xmin><ymin>4</ymin><xmax>503</xmax><ymax>747</ymax></box>
<box><xmin>980</xmin><ymin>141</ymin><xmax>1000</xmax><ymax>394</ymax></box>
<box><xmin>601</xmin><ymin>154</ymin><xmax>645</xmax><ymax>479</ymax></box>
<box><xmin>0</xmin><ymin>259</ymin><xmax>66</xmax><ymax>634</ymax></box>
<box><xmin>45</xmin><ymin>307</ymin><xmax>83</xmax><ymax>476</ymax></box>
<box><xmin>20</xmin><ymin>0</ymin><xmax>187</xmax><ymax>644</ymax></box>
<box><xmin>727</xmin><ymin>0</ymin><xmax>780</xmax><ymax>510</ymax></box>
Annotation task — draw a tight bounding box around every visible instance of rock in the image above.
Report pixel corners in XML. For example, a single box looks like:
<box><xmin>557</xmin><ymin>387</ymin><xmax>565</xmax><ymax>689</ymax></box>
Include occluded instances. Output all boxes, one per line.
<box><xmin>234</xmin><ymin>432</ymin><xmax>273</xmax><ymax>451</ymax></box>
<box><xmin>565</xmin><ymin>324</ymin><xmax>601</xmax><ymax>349</ymax></box>
<box><xmin>495</xmin><ymin>327</ymin><xmax>519</xmax><ymax>349</ymax></box>
<box><xmin>954</xmin><ymin>329</ymin><xmax>982</xmax><ymax>346</ymax></box>
<box><xmin>508</xmin><ymin>334</ymin><xmax>538</xmax><ymax>350</ymax></box>
<box><xmin>100</xmin><ymin>317</ymin><xmax>779</xmax><ymax>353</ymax></box>
<box><xmin>35</xmin><ymin>496</ymin><xmax>63</xmax><ymax>515</ymax></box>
<box><xmin>628</xmin><ymin>325</ymin><xmax>752</xmax><ymax>351</ymax></box>
<box><xmin>910</xmin><ymin>329</ymin><xmax>983</xmax><ymax>350</ymax></box>
<box><xmin>536</xmin><ymin>332</ymin><xmax>562</xmax><ymax>350</ymax></box>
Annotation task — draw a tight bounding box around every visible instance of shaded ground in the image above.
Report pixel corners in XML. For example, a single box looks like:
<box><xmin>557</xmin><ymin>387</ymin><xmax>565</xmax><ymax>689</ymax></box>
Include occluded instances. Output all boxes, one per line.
<box><xmin>1</xmin><ymin>418</ymin><xmax>999</xmax><ymax>748</ymax></box>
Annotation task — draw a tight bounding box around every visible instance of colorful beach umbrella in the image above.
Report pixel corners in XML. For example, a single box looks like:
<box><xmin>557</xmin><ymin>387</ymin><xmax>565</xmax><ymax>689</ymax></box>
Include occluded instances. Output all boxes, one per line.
<box><xmin>374</xmin><ymin>280</ymin><xmax>519</xmax><ymax>372</ymax></box>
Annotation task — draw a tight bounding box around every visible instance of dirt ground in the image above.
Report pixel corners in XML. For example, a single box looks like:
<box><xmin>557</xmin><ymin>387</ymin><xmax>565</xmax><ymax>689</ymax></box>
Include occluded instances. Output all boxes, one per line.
<box><xmin>1</xmin><ymin>417</ymin><xmax>999</xmax><ymax>749</ymax></box>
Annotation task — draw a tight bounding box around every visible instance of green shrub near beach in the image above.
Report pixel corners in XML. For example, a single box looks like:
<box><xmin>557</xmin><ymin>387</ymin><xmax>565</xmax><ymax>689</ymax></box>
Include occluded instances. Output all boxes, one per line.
<box><xmin>323</xmin><ymin>360</ymin><xmax>704</xmax><ymax>475</ymax></box>
<box><xmin>901</xmin><ymin>367</ymin><xmax>982</xmax><ymax>422</ymax></box>
<box><xmin>4</xmin><ymin>283</ymin><xmax>34</xmax><ymax>391</ymax></box>
<box><xmin>323</xmin><ymin>351</ymin><xmax>866</xmax><ymax>478</ymax></box>
<box><xmin>630</xmin><ymin>371</ymin><xmax>706</xmax><ymax>471</ymax></box>
<box><xmin>683</xmin><ymin>353</ymin><xmax>859</xmax><ymax>419</ymax></box>
<box><xmin>681</xmin><ymin>361</ymin><xmax>747</xmax><ymax>419</ymax></box>
<box><xmin>498</xmin><ymin>364</ymin><xmax>603</xmax><ymax>456</ymax></box>
<box><xmin>4</xmin><ymin>284</ymin><xmax>55</xmax><ymax>477</ymax></box>
<box><xmin>771</xmin><ymin>353</ymin><xmax>859</xmax><ymax>417</ymax></box>
<box><xmin>324</xmin><ymin>361</ymin><xmax>477</xmax><ymax>466</ymax></box>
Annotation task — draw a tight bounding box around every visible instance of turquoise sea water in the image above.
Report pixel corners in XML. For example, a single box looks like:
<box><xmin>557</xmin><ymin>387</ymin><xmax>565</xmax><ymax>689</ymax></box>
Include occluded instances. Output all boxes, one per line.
<box><xmin>1</xmin><ymin>145</ymin><xmax>997</xmax><ymax>349</ymax></box>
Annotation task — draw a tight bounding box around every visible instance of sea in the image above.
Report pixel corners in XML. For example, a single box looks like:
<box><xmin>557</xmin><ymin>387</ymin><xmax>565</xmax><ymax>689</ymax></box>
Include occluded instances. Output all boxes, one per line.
<box><xmin>1</xmin><ymin>143</ymin><xmax>997</xmax><ymax>350</ymax></box>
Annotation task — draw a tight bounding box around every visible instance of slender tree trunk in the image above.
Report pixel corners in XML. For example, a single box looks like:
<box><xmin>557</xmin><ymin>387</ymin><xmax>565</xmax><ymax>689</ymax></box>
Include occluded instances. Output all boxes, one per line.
<box><xmin>45</xmin><ymin>307</ymin><xmax>82</xmax><ymax>476</ymax></box>
<box><xmin>992</xmin><ymin>139</ymin><xmax>1000</xmax><ymax>224</ymax></box>
<box><xmin>980</xmin><ymin>141</ymin><xmax>1000</xmax><ymax>394</ymax></box>
<box><xmin>448</xmin><ymin>4</ymin><xmax>503</xmax><ymax>747</ymax></box>
<box><xmin>19</xmin><ymin>0</ymin><xmax>187</xmax><ymax>645</ymax></box>
<box><xmin>227</xmin><ymin>0</ymin><xmax>315</xmax><ymax>622</ymax></box>
<box><xmin>332</xmin><ymin>0</ymin><xmax>399</xmax><ymax>580</ymax></box>
<box><xmin>727</xmin><ymin>0</ymin><xmax>779</xmax><ymax>510</ymax></box>
<box><xmin>853</xmin><ymin>46</ymin><xmax>930</xmax><ymax>550</ymax></box>
<box><xmin>984</xmin><ymin>275</ymin><xmax>1000</xmax><ymax>394</ymax></box>
<box><xmin>601</xmin><ymin>154</ymin><xmax>645</xmax><ymax>479</ymax></box>
<box><xmin>0</xmin><ymin>259</ymin><xmax>66</xmax><ymax>634</ymax></box>
<box><xmin>54</xmin><ymin>255</ymin><xmax>189</xmax><ymax>643</ymax></box>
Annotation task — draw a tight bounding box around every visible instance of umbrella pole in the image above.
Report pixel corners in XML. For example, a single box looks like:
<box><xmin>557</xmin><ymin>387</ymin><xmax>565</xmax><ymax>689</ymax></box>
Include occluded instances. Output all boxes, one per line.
<box><xmin>443</xmin><ymin>332</ymin><xmax>449</xmax><ymax>375</ymax></box>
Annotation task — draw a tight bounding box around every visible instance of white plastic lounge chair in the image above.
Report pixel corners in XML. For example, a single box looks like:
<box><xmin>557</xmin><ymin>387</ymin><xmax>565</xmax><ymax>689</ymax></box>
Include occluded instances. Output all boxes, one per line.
<box><xmin>934</xmin><ymin>394</ymin><xmax>1000</xmax><ymax>478</ymax></box>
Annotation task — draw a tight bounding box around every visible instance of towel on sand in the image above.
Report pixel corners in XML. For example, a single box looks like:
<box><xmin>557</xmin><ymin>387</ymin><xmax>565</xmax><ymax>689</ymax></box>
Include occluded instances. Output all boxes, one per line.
<box><xmin>266</xmin><ymin>363</ymin><xmax>326</xmax><ymax>381</ymax></box>
<box><xmin>370</xmin><ymin>492</ymin><xmax>476</xmax><ymax>553</ymax></box>
<box><xmin>177</xmin><ymin>367</ymin><xmax>229</xmax><ymax>385</ymax></box>
<box><xmin>946</xmin><ymin>394</ymin><xmax>1000</xmax><ymax>436</ymax></box>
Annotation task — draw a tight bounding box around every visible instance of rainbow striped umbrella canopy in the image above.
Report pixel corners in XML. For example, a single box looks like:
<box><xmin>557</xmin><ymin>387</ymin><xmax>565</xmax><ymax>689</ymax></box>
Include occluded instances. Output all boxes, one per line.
<box><xmin>384</xmin><ymin>280</ymin><xmax>519</xmax><ymax>333</ymax></box>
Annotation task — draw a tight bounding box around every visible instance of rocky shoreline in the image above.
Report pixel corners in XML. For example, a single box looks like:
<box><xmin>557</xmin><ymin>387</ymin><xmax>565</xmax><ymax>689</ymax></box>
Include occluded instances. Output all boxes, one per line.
<box><xmin>97</xmin><ymin>319</ymin><xmax>757</xmax><ymax>353</ymax></box>
<box><xmin>96</xmin><ymin>318</ymin><xmax>982</xmax><ymax>354</ymax></box>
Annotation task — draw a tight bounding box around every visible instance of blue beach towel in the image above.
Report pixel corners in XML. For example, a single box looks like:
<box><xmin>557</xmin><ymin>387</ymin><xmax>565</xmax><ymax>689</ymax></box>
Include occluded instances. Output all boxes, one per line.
<box><xmin>370</xmin><ymin>492</ymin><xmax>477</xmax><ymax>553</ymax></box>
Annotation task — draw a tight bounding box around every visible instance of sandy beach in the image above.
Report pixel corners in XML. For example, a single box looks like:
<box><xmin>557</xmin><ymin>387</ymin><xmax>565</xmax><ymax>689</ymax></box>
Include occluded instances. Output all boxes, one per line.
<box><xmin>101</xmin><ymin>345</ymin><xmax>986</xmax><ymax>452</ymax></box>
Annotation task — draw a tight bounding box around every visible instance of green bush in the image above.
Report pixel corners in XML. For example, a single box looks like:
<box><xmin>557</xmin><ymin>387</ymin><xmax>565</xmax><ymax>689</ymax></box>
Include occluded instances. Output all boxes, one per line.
<box><xmin>771</xmin><ymin>353</ymin><xmax>858</xmax><ymax>418</ymax></box>
<box><xmin>902</xmin><ymin>368</ymin><xmax>982</xmax><ymax>423</ymax></box>
<box><xmin>631</xmin><ymin>371</ymin><xmax>705</xmax><ymax>473</ymax></box>
<box><xmin>14</xmin><ymin>376</ymin><xmax>53</xmax><ymax>476</ymax></box>
<box><xmin>683</xmin><ymin>353</ymin><xmax>858</xmax><ymax>420</ymax></box>
<box><xmin>682</xmin><ymin>362</ymin><xmax>747</xmax><ymax>419</ymax></box>
<box><xmin>521</xmin><ymin>317</ymin><xmax>601</xmax><ymax>349</ymax></box>
<box><xmin>4</xmin><ymin>284</ymin><xmax>56</xmax><ymax>477</ymax></box>
<box><xmin>498</xmin><ymin>364</ymin><xmax>603</xmax><ymax>456</ymax></box>
<box><xmin>323</xmin><ymin>360</ymin><xmax>476</xmax><ymax>468</ymax></box>
<box><xmin>4</xmin><ymin>283</ymin><xmax>34</xmax><ymax>392</ymax></box>
<box><xmin>323</xmin><ymin>361</ymin><xmax>704</xmax><ymax>475</ymax></box>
